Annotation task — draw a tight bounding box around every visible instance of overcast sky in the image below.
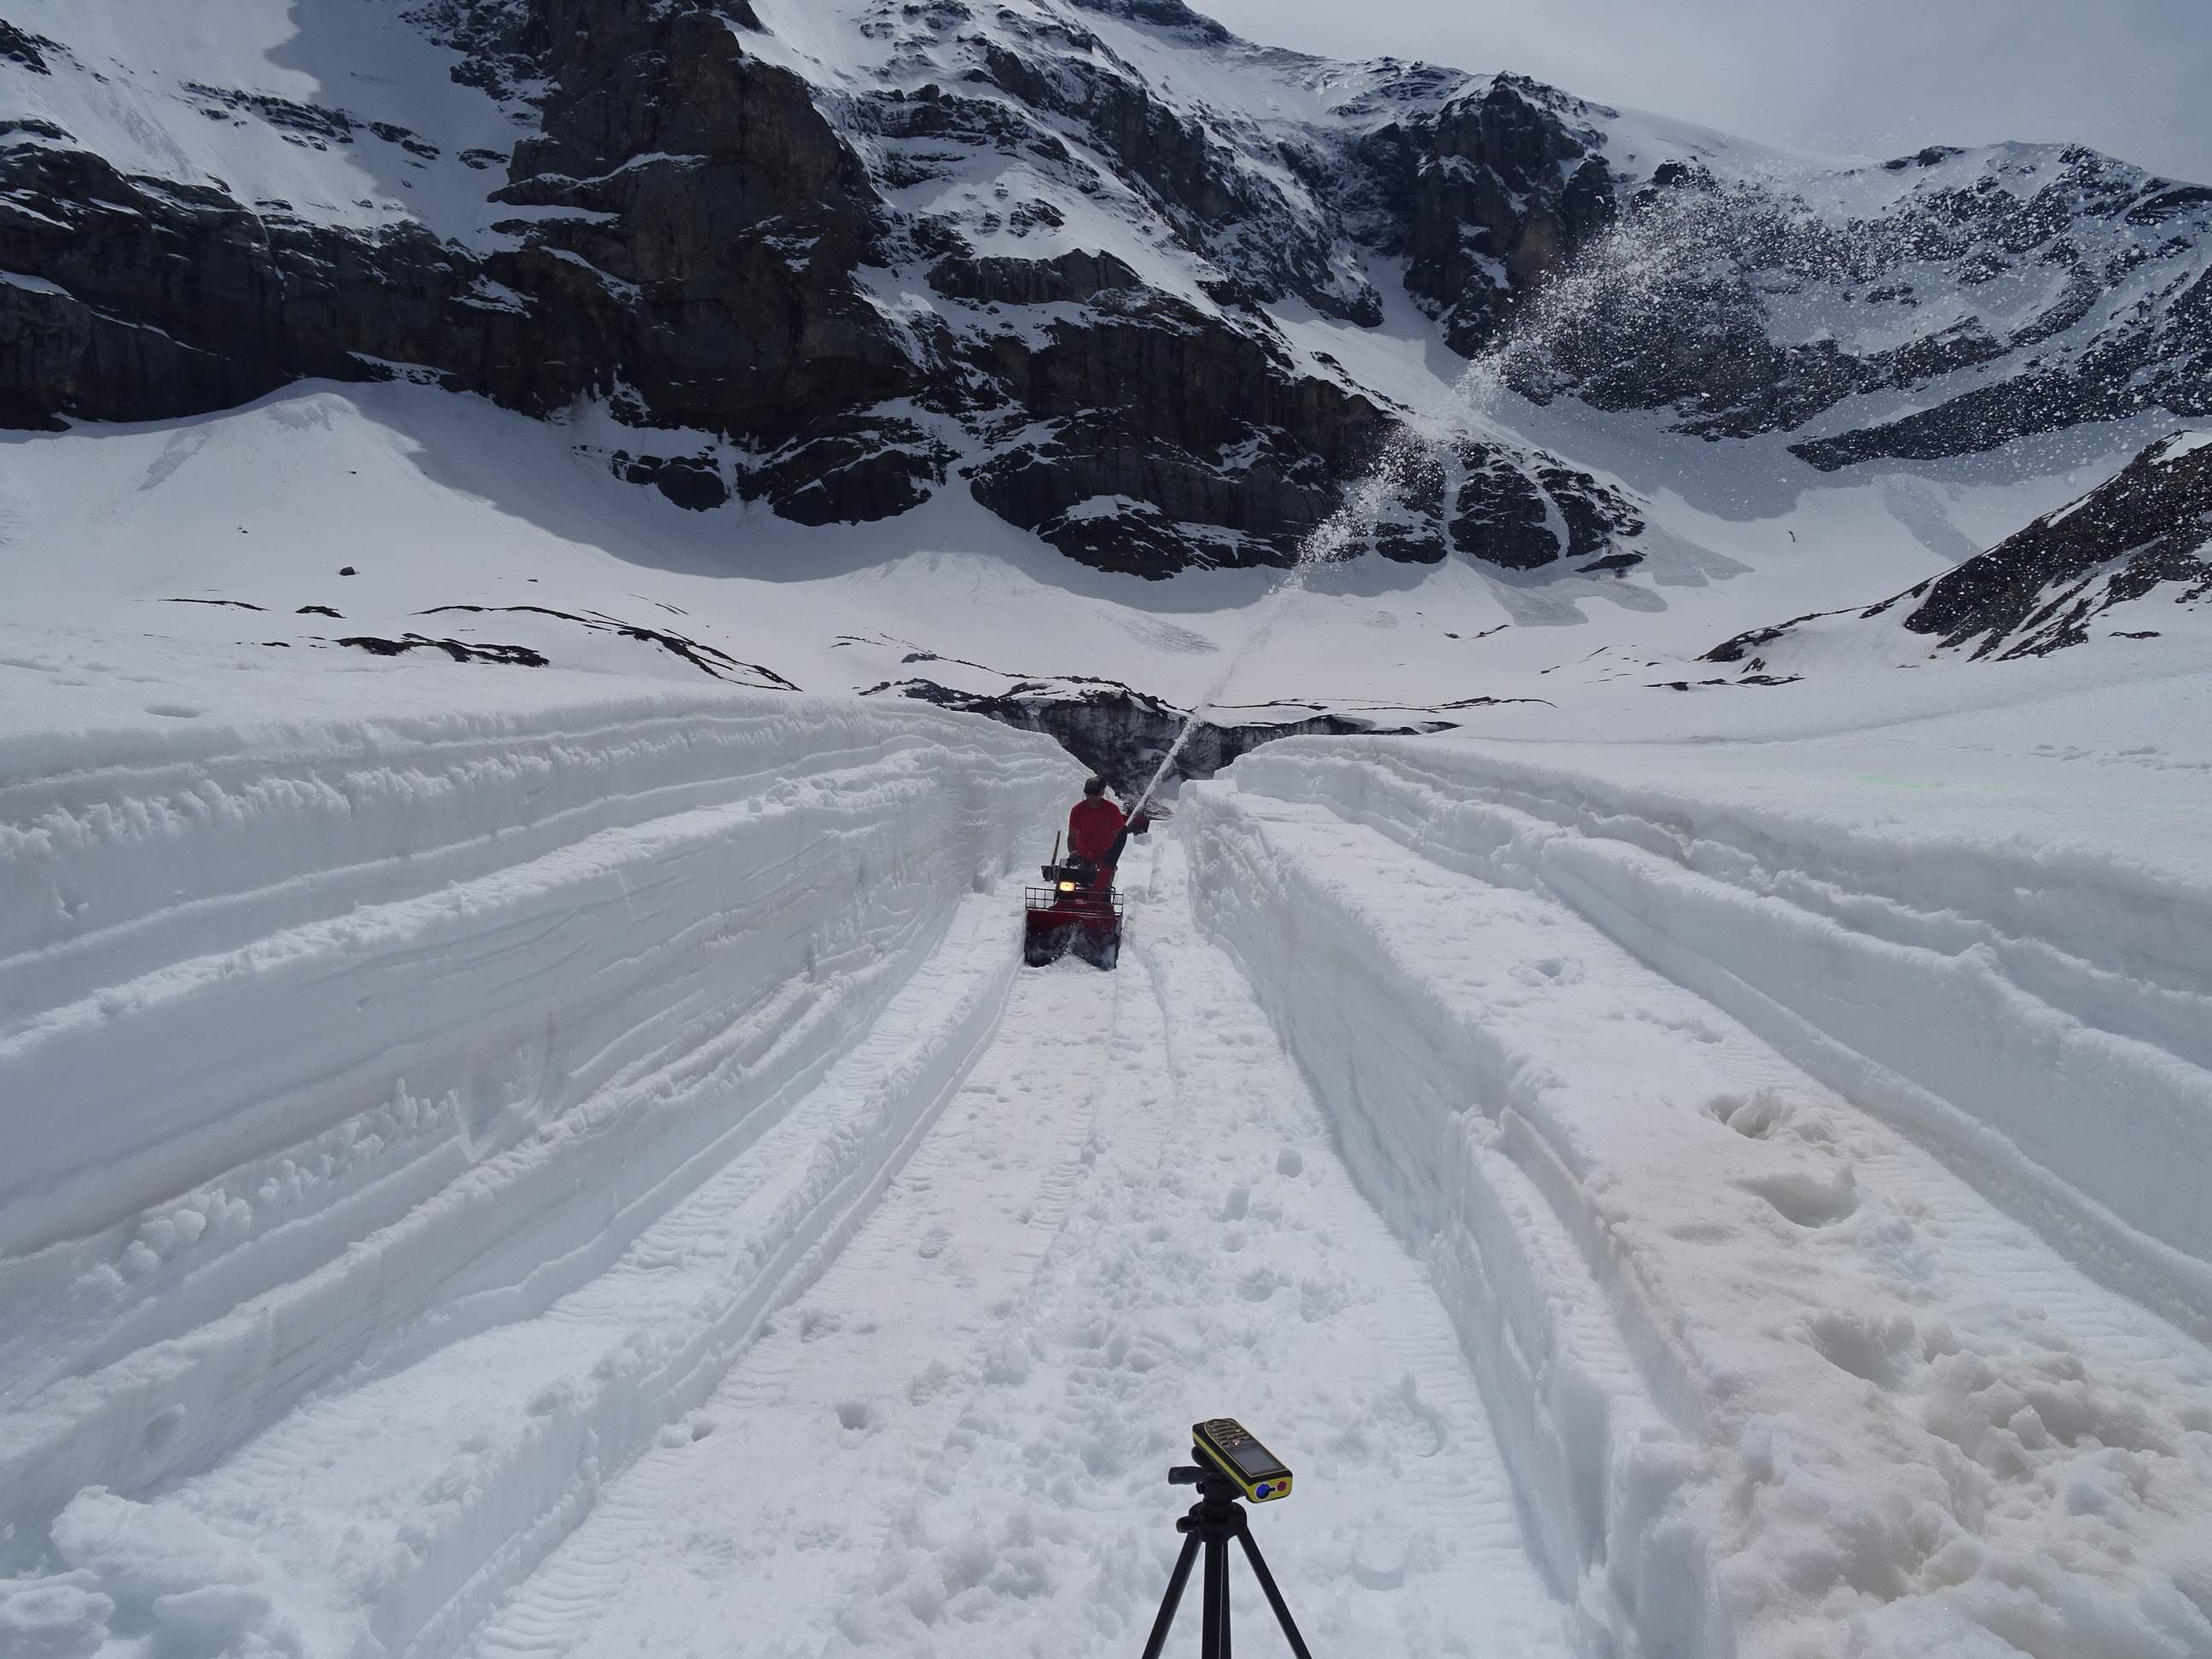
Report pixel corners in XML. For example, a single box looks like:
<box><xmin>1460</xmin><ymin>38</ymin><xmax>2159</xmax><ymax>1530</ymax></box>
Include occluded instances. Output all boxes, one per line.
<box><xmin>1197</xmin><ymin>0</ymin><xmax>2212</xmax><ymax>183</ymax></box>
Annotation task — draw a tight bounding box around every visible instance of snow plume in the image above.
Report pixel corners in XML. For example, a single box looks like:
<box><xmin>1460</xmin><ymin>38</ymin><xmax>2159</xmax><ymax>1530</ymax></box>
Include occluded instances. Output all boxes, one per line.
<box><xmin>1132</xmin><ymin>179</ymin><xmax>1772</xmax><ymax>815</ymax></box>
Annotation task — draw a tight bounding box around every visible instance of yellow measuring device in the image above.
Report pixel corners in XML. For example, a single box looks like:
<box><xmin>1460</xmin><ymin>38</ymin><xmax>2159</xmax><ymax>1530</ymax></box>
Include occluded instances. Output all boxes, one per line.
<box><xmin>1192</xmin><ymin>1417</ymin><xmax>1293</xmax><ymax>1503</ymax></box>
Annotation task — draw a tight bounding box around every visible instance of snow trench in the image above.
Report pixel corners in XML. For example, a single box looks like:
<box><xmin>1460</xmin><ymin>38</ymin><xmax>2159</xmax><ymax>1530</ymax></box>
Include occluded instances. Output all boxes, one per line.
<box><xmin>9</xmin><ymin>698</ymin><xmax>2211</xmax><ymax>1659</ymax></box>
<box><xmin>1180</xmin><ymin>783</ymin><xmax>1715</xmax><ymax>1656</ymax></box>
<box><xmin>451</xmin><ymin>838</ymin><xmax>1576</xmax><ymax>1659</ymax></box>
<box><xmin>0</xmin><ymin>692</ymin><xmax>1075</xmax><ymax>1633</ymax></box>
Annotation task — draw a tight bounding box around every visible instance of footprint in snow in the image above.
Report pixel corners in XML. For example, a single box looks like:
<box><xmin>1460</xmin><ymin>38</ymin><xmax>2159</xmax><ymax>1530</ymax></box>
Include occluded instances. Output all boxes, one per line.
<box><xmin>1709</xmin><ymin>1089</ymin><xmax>1790</xmax><ymax>1139</ymax></box>
<box><xmin>1804</xmin><ymin>1309</ymin><xmax>1918</xmax><ymax>1390</ymax></box>
<box><xmin>1742</xmin><ymin>1164</ymin><xmax>1860</xmax><ymax>1229</ymax></box>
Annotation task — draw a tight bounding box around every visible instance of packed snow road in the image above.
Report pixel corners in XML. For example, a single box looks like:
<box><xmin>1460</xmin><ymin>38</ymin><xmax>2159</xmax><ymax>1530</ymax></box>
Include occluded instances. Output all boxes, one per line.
<box><xmin>463</xmin><ymin>838</ymin><xmax>1572</xmax><ymax>1659</ymax></box>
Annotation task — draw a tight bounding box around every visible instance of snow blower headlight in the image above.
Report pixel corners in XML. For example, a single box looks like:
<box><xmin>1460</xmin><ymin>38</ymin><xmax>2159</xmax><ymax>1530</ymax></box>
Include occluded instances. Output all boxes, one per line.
<box><xmin>1058</xmin><ymin>879</ymin><xmax>1078</xmax><ymax>892</ymax></box>
<box><xmin>1191</xmin><ymin>1417</ymin><xmax>1293</xmax><ymax>1502</ymax></box>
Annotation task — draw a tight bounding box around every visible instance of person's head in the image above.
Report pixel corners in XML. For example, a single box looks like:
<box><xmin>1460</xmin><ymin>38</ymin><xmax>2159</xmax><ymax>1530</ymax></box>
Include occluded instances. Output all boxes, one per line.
<box><xmin>1084</xmin><ymin>776</ymin><xmax>1108</xmax><ymax>798</ymax></box>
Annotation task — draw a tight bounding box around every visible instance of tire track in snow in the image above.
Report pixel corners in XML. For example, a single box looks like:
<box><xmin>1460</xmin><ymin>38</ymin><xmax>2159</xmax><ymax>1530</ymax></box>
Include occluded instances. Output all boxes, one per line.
<box><xmin>459</xmin><ymin>899</ymin><xmax>1138</xmax><ymax>1659</ymax></box>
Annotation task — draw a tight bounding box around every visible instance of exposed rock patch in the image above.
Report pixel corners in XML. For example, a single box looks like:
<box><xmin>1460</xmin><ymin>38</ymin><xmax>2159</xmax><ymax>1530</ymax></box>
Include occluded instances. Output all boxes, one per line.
<box><xmin>418</xmin><ymin>602</ymin><xmax>802</xmax><ymax>684</ymax></box>
<box><xmin>337</xmin><ymin>633</ymin><xmax>550</xmax><ymax>665</ymax></box>
<box><xmin>1900</xmin><ymin>432</ymin><xmax>2212</xmax><ymax>657</ymax></box>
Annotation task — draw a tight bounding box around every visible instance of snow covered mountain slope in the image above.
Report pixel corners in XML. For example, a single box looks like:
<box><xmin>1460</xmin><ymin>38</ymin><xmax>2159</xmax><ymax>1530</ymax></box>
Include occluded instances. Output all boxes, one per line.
<box><xmin>0</xmin><ymin>375</ymin><xmax>2157</xmax><ymax>723</ymax></box>
<box><xmin>2</xmin><ymin>0</ymin><xmax>2205</xmax><ymax>585</ymax></box>
<box><xmin>1704</xmin><ymin>427</ymin><xmax>2212</xmax><ymax>674</ymax></box>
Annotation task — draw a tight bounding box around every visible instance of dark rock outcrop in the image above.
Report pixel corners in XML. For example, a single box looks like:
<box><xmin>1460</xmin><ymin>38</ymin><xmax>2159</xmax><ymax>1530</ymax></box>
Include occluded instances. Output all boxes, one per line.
<box><xmin>615</xmin><ymin>452</ymin><xmax>731</xmax><ymax>512</ymax></box>
<box><xmin>1444</xmin><ymin>442</ymin><xmax>1643</xmax><ymax>569</ymax></box>
<box><xmin>0</xmin><ymin>145</ymin><xmax>480</xmax><ymax>428</ymax></box>
<box><xmin>739</xmin><ymin>416</ymin><xmax>956</xmax><ymax>525</ymax></box>
<box><xmin>1702</xmin><ymin>431</ymin><xmax>2212</xmax><ymax>667</ymax></box>
<box><xmin>483</xmin><ymin>0</ymin><xmax>913</xmax><ymax>442</ymax></box>
<box><xmin>969</xmin><ymin>24</ymin><xmax>1377</xmax><ymax>326</ymax></box>
<box><xmin>0</xmin><ymin>22</ymin><xmax>59</xmax><ymax>75</ymax></box>
<box><xmin>871</xmin><ymin>677</ymin><xmax>1450</xmax><ymax>793</ymax></box>
<box><xmin>926</xmin><ymin>249</ymin><xmax>1142</xmax><ymax>306</ymax></box>
<box><xmin>963</xmin><ymin>289</ymin><xmax>1394</xmax><ymax>574</ymax></box>
<box><xmin>1901</xmin><ymin>431</ymin><xmax>2212</xmax><ymax>656</ymax></box>
<box><xmin>3</xmin><ymin>0</ymin><xmax>2206</xmax><ymax>575</ymax></box>
<box><xmin>1359</xmin><ymin>75</ymin><xmax>1617</xmax><ymax>353</ymax></box>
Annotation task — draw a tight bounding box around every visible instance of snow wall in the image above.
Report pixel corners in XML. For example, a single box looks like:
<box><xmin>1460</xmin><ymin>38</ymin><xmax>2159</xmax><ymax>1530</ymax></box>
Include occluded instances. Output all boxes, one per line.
<box><xmin>0</xmin><ymin>692</ymin><xmax>1075</xmax><ymax>1587</ymax></box>
<box><xmin>1183</xmin><ymin>736</ymin><xmax>2212</xmax><ymax>1658</ymax></box>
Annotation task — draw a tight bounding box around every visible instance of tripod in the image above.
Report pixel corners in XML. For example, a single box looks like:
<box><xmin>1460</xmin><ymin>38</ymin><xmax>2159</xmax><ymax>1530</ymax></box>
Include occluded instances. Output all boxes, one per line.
<box><xmin>1139</xmin><ymin>1456</ymin><xmax>1315</xmax><ymax>1658</ymax></box>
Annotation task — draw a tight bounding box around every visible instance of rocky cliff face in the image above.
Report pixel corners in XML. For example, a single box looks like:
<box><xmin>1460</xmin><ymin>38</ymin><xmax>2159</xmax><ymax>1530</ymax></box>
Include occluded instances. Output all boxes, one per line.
<box><xmin>870</xmin><ymin>672</ymin><xmax>1451</xmax><ymax>794</ymax></box>
<box><xmin>1517</xmin><ymin>150</ymin><xmax>2212</xmax><ymax>468</ymax></box>
<box><xmin>2</xmin><ymin>0</ymin><xmax>2207</xmax><ymax>578</ymax></box>
<box><xmin>1703</xmin><ymin>429</ymin><xmax>2212</xmax><ymax>669</ymax></box>
<box><xmin>1359</xmin><ymin>72</ymin><xmax>1615</xmax><ymax>354</ymax></box>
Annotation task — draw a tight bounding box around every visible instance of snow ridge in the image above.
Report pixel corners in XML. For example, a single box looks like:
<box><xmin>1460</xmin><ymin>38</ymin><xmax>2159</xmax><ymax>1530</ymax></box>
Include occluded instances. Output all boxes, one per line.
<box><xmin>1184</xmin><ymin>738</ymin><xmax>2212</xmax><ymax>1656</ymax></box>
<box><xmin>0</xmin><ymin>692</ymin><xmax>1073</xmax><ymax>1644</ymax></box>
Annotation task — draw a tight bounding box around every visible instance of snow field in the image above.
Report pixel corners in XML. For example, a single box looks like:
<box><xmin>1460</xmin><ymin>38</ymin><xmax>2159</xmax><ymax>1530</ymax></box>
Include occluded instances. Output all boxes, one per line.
<box><xmin>458</xmin><ymin>837</ymin><xmax>1574</xmax><ymax>1659</ymax></box>
<box><xmin>1182</xmin><ymin>750</ymin><xmax>2212</xmax><ymax>1656</ymax></box>
<box><xmin>1</xmin><ymin>0</ymin><xmax>531</xmax><ymax>242</ymax></box>
<box><xmin>0</xmin><ymin>692</ymin><xmax>1075</xmax><ymax>1650</ymax></box>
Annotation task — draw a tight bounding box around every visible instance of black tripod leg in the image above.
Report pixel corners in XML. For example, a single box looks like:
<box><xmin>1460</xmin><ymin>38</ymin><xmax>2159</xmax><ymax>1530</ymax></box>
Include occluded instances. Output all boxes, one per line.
<box><xmin>1220</xmin><ymin>1542</ymin><xmax>1233</xmax><ymax>1659</ymax></box>
<box><xmin>1141</xmin><ymin>1533</ymin><xmax>1202</xmax><ymax>1659</ymax></box>
<box><xmin>1202</xmin><ymin>1534</ymin><xmax>1230</xmax><ymax>1659</ymax></box>
<box><xmin>1236</xmin><ymin>1530</ymin><xmax>1315</xmax><ymax>1659</ymax></box>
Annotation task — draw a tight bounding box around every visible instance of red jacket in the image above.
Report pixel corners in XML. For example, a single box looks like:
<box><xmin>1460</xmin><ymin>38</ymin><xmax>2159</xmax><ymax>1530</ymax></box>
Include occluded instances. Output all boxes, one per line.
<box><xmin>1068</xmin><ymin>795</ymin><xmax>1128</xmax><ymax>862</ymax></box>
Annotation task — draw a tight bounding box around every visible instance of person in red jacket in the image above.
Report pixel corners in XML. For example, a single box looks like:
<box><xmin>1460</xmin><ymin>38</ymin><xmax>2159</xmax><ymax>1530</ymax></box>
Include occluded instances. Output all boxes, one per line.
<box><xmin>1067</xmin><ymin>776</ymin><xmax>1150</xmax><ymax>888</ymax></box>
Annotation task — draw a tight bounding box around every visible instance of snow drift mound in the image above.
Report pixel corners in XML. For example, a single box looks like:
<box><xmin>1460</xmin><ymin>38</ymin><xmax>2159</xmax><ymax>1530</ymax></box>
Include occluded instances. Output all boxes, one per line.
<box><xmin>0</xmin><ymin>687</ymin><xmax>1074</xmax><ymax>1615</ymax></box>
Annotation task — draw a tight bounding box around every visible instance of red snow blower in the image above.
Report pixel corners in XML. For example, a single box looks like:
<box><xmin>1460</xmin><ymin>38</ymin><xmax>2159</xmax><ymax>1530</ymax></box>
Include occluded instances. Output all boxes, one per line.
<box><xmin>1023</xmin><ymin>831</ymin><xmax>1126</xmax><ymax>970</ymax></box>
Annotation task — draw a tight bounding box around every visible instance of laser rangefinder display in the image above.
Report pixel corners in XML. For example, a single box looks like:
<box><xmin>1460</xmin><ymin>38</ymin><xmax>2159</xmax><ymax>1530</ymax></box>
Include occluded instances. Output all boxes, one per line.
<box><xmin>1193</xmin><ymin>1417</ymin><xmax>1293</xmax><ymax>1502</ymax></box>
